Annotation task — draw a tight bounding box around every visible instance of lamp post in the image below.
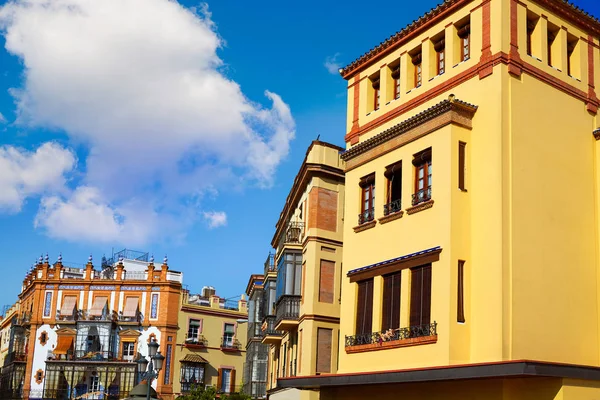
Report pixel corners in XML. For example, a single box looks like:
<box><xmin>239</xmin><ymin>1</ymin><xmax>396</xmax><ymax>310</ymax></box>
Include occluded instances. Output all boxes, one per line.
<box><xmin>135</xmin><ymin>338</ymin><xmax>165</xmax><ymax>400</ymax></box>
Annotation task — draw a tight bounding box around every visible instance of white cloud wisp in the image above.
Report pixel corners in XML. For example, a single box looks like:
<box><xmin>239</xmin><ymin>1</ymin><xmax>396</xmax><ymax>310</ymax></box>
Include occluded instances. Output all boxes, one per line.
<box><xmin>324</xmin><ymin>53</ymin><xmax>342</xmax><ymax>75</ymax></box>
<box><xmin>0</xmin><ymin>0</ymin><xmax>296</xmax><ymax>243</ymax></box>
<box><xmin>203</xmin><ymin>211</ymin><xmax>227</xmax><ymax>229</ymax></box>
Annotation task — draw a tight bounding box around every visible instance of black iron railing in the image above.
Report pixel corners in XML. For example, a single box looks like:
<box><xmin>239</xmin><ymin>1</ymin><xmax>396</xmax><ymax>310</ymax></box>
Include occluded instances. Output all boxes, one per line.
<box><xmin>412</xmin><ymin>187</ymin><xmax>432</xmax><ymax>206</ymax></box>
<box><xmin>264</xmin><ymin>253</ymin><xmax>276</xmax><ymax>274</ymax></box>
<box><xmin>358</xmin><ymin>208</ymin><xmax>375</xmax><ymax>225</ymax></box>
<box><xmin>383</xmin><ymin>199</ymin><xmax>402</xmax><ymax>216</ymax></box>
<box><xmin>285</xmin><ymin>222</ymin><xmax>304</xmax><ymax>244</ymax></box>
<box><xmin>181</xmin><ymin>382</ymin><xmax>204</xmax><ymax>393</ymax></box>
<box><xmin>345</xmin><ymin>322</ymin><xmax>437</xmax><ymax>347</ymax></box>
<box><xmin>275</xmin><ymin>295</ymin><xmax>301</xmax><ymax>325</ymax></box>
<box><xmin>262</xmin><ymin>316</ymin><xmax>284</xmax><ymax>337</ymax></box>
<box><xmin>248</xmin><ymin>322</ymin><xmax>262</xmax><ymax>339</ymax></box>
<box><xmin>221</xmin><ymin>337</ymin><xmax>242</xmax><ymax>350</ymax></box>
<box><xmin>244</xmin><ymin>381</ymin><xmax>267</xmax><ymax>399</ymax></box>
<box><xmin>72</xmin><ymin>350</ymin><xmax>116</xmax><ymax>361</ymax></box>
<box><xmin>16</xmin><ymin>312</ymin><xmax>31</xmax><ymax>326</ymax></box>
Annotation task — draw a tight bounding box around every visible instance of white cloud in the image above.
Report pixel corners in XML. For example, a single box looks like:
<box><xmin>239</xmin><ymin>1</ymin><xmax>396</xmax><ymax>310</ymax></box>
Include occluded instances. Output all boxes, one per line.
<box><xmin>0</xmin><ymin>142</ymin><xmax>76</xmax><ymax>212</ymax></box>
<box><xmin>0</xmin><ymin>112</ymin><xmax>5</xmax><ymax>123</ymax></box>
<box><xmin>0</xmin><ymin>0</ymin><xmax>296</xmax><ymax>243</ymax></box>
<box><xmin>203</xmin><ymin>211</ymin><xmax>227</xmax><ymax>229</ymax></box>
<box><xmin>324</xmin><ymin>53</ymin><xmax>342</xmax><ymax>75</ymax></box>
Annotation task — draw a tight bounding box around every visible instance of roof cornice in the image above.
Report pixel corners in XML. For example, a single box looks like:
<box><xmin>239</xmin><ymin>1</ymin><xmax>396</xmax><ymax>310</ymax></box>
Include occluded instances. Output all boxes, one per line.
<box><xmin>341</xmin><ymin>0</ymin><xmax>600</xmax><ymax>79</ymax></box>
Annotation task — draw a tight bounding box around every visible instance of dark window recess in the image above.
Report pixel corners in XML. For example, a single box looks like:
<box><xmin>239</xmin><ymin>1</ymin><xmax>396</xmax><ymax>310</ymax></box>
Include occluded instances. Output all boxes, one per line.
<box><xmin>457</xmin><ymin>260</ymin><xmax>465</xmax><ymax>323</ymax></box>
<box><xmin>412</xmin><ymin>148</ymin><xmax>432</xmax><ymax>205</ymax></box>
<box><xmin>412</xmin><ymin>52</ymin><xmax>423</xmax><ymax>88</ymax></box>
<box><xmin>527</xmin><ymin>18</ymin><xmax>536</xmax><ymax>56</ymax></box>
<box><xmin>355</xmin><ymin>279</ymin><xmax>374</xmax><ymax>335</ymax></box>
<box><xmin>434</xmin><ymin>39</ymin><xmax>445</xmax><ymax>75</ymax></box>
<box><xmin>359</xmin><ymin>174</ymin><xmax>375</xmax><ymax>224</ymax></box>
<box><xmin>458</xmin><ymin>142</ymin><xmax>466</xmax><ymax>190</ymax></box>
<box><xmin>384</xmin><ymin>161</ymin><xmax>402</xmax><ymax>215</ymax></box>
<box><xmin>371</xmin><ymin>75</ymin><xmax>381</xmax><ymax>111</ymax></box>
<box><xmin>390</xmin><ymin>62</ymin><xmax>401</xmax><ymax>99</ymax></box>
<box><xmin>410</xmin><ymin>265</ymin><xmax>432</xmax><ymax>327</ymax></box>
<box><xmin>382</xmin><ymin>272</ymin><xmax>401</xmax><ymax>331</ymax></box>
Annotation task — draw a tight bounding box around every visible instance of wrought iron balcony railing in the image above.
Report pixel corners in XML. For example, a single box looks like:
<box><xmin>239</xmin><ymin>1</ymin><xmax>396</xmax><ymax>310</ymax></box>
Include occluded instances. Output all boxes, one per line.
<box><xmin>264</xmin><ymin>253</ymin><xmax>276</xmax><ymax>274</ymax></box>
<box><xmin>383</xmin><ymin>199</ymin><xmax>402</xmax><ymax>216</ymax></box>
<box><xmin>220</xmin><ymin>337</ymin><xmax>242</xmax><ymax>350</ymax></box>
<box><xmin>284</xmin><ymin>222</ymin><xmax>304</xmax><ymax>244</ymax></box>
<box><xmin>412</xmin><ymin>187</ymin><xmax>432</xmax><ymax>206</ymax></box>
<box><xmin>248</xmin><ymin>322</ymin><xmax>263</xmax><ymax>339</ymax></box>
<box><xmin>16</xmin><ymin>312</ymin><xmax>31</xmax><ymax>326</ymax></box>
<box><xmin>345</xmin><ymin>322</ymin><xmax>437</xmax><ymax>347</ymax></box>
<box><xmin>275</xmin><ymin>295</ymin><xmax>301</xmax><ymax>325</ymax></box>
<box><xmin>261</xmin><ymin>315</ymin><xmax>284</xmax><ymax>337</ymax></box>
<box><xmin>72</xmin><ymin>350</ymin><xmax>116</xmax><ymax>361</ymax></box>
<box><xmin>358</xmin><ymin>208</ymin><xmax>375</xmax><ymax>225</ymax></box>
<box><xmin>5</xmin><ymin>351</ymin><xmax>27</xmax><ymax>364</ymax></box>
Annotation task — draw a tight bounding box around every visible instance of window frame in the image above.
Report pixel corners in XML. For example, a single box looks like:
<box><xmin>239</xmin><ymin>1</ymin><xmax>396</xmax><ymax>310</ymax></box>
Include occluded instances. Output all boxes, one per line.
<box><xmin>458</xmin><ymin>141</ymin><xmax>466</xmax><ymax>191</ymax></box>
<box><xmin>412</xmin><ymin>149</ymin><xmax>432</xmax><ymax>205</ymax></box>
<box><xmin>457</xmin><ymin>23</ymin><xmax>471</xmax><ymax>62</ymax></box>
<box><xmin>434</xmin><ymin>38</ymin><xmax>445</xmax><ymax>75</ymax></box>
<box><xmin>384</xmin><ymin>161</ymin><xmax>402</xmax><ymax>215</ymax></box>
<box><xmin>355</xmin><ymin>279</ymin><xmax>374</xmax><ymax>335</ymax></box>
<box><xmin>359</xmin><ymin>173</ymin><xmax>375</xmax><ymax>224</ymax></box>
<box><xmin>457</xmin><ymin>260</ymin><xmax>466</xmax><ymax>323</ymax></box>
<box><xmin>409</xmin><ymin>264</ymin><xmax>432</xmax><ymax>327</ymax></box>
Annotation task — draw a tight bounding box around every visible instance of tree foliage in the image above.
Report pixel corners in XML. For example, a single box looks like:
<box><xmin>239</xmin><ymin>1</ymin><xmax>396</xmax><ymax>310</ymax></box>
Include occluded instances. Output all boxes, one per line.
<box><xmin>175</xmin><ymin>385</ymin><xmax>251</xmax><ymax>400</ymax></box>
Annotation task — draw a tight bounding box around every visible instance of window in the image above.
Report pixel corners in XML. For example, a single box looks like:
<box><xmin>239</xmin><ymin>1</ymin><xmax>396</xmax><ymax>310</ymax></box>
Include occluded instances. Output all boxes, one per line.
<box><xmin>355</xmin><ymin>279</ymin><xmax>374</xmax><ymax>335</ymax></box>
<box><xmin>410</xmin><ymin>265</ymin><xmax>432</xmax><ymax>327</ymax></box>
<box><xmin>39</xmin><ymin>331</ymin><xmax>48</xmax><ymax>346</ymax></box>
<box><xmin>458</xmin><ymin>142</ymin><xmax>466</xmax><ymax>191</ymax></box>
<box><xmin>547</xmin><ymin>28</ymin><xmax>555</xmax><ymax>66</ymax></box>
<box><xmin>223</xmin><ymin>323</ymin><xmax>235</xmax><ymax>347</ymax></box>
<box><xmin>90</xmin><ymin>375</ymin><xmax>100</xmax><ymax>392</ymax></box>
<box><xmin>434</xmin><ymin>38</ymin><xmax>445</xmax><ymax>75</ymax></box>
<box><xmin>458</xmin><ymin>23</ymin><xmax>470</xmax><ymax>61</ymax></box>
<box><xmin>412</xmin><ymin>52</ymin><xmax>423</xmax><ymax>88</ymax></box>
<box><xmin>180</xmin><ymin>363</ymin><xmax>205</xmax><ymax>392</ymax></box>
<box><xmin>526</xmin><ymin>13</ymin><xmax>540</xmax><ymax>58</ymax></box>
<box><xmin>371</xmin><ymin>74</ymin><xmax>381</xmax><ymax>111</ymax></box>
<box><xmin>187</xmin><ymin>319</ymin><xmax>201</xmax><ymax>341</ymax></box>
<box><xmin>527</xmin><ymin>19</ymin><xmax>535</xmax><ymax>56</ymax></box>
<box><xmin>381</xmin><ymin>272</ymin><xmax>401</xmax><ymax>331</ymax></box>
<box><xmin>567</xmin><ymin>34</ymin><xmax>578</xmax><ymax>78</ymax></box>
<box><xmin>412</xmin><ymin>148</ymin><xmax>432</xmax><ymax>205</ymax></box>
<box><xmin>457</xmin><ymin>261</ymin><xmax>466</xmax><ymax>323</ymax></box>
<box><xmin>218</xmin><ymin>368</ymin><xmax>235</xmax><ymax>394</ymax></box>
<box><xmin>275</xmin><ymin>252</ymin><xmax>302</xmax><ymax>300</ymax></box>
<box><xmin>384</xmin><ymin>161</ymin><xmax>402</xmax><ymax>216</ymax></box>
<box><xmin>390</xmin><ymin>61</ymin><xmax>401</xmax><ymax>99</ymax></box>
<box><xmin>359</xmin><ymin>173</ymin><xmax>375</xmax><ymax>224</ymax></box>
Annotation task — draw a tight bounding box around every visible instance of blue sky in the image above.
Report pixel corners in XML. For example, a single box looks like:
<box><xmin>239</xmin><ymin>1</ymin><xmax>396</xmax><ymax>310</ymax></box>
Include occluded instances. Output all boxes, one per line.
<box><xmin>0</xmin><ymin>0</ymin><xmax>598</xmax><ymax>309</ymax></box>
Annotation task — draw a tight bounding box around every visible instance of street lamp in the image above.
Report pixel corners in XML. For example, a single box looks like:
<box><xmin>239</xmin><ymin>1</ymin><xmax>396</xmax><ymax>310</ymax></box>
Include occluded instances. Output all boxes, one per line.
<box><xmin>135</xmin><ymin>338</ymin><xmax>165</xmax><ymax>400</ymax></box>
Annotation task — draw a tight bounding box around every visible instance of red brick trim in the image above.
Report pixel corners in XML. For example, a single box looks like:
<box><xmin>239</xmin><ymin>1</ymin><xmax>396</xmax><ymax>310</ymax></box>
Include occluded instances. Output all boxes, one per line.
<box><xmin>479</xmin><ymin>0</ymin><xmax>493</xmax><ymax>79</ymax></box>
<box><xmin>587</xmin><ymin>35</ymin><xmax>599</xmax><ymax>114</ymax></box>
<box><xmin>345</xmin><ymin>335</ymin><xmax>437</xmax><ymax>354</ymax></box>
<box><xmin>508</xmin><ymin>0</ymin><xmax>523</xmax><ymax>77</ymax></box>
<box><xmin>353</xmin><ymin>220</ymin><xmax>376</xmax><ymax>233</ymax></box>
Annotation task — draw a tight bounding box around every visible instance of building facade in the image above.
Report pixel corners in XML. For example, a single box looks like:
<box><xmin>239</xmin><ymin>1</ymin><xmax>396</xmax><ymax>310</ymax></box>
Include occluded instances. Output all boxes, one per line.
<box><xmin>243</xmin><ymin>274</ymin><xmax>268</xmax><ymax>399</ymax></box>
<box><xmin>279</xmin><ymin>0</ymin><xmax>600</xmax><ymax>399</ymax></box>
<box><xmin>0</xmin><ymin>250</ymin><xmax>183</xmax><ymax>400</ymax></box>
<box><xmin>172</xmin><ymin>287</ymin><xmax>247</xmax><ymax>397</ymax></box>
<box><xmin>265</xmin><ymin>141</ymin><xmax>345</xmax><ymax>400</ymax></box>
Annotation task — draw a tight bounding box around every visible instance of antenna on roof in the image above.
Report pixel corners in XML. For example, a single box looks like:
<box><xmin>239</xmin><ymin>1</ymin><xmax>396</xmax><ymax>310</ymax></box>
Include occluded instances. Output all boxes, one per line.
<box><xmin>316</xmin><ymin>134</ymin><xmax>321</xmax><ymax>141</ymax></box>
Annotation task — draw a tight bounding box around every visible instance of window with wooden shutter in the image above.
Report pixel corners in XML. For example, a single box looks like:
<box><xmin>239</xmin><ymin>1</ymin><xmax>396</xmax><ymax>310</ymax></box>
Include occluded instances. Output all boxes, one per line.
<box><xmin>230</xmin><ymin>369</ymin><xmax>236</xmax><ymax>394</ymax></box>
<box><xmin>316</xmin><ymin>328</ymin><xmax>333</xmax><ymax>373</ymax></box>
<box><xmin>410</xmin><ymin>265</ymin><xmax>432</xmax><ymax>327</ymax></box>
<box><xmin>457</xmin><ymin>22</ymin><xmax>470</xmax><ymax>61</ymax></box>
<box><xmin>355</xmin><ymin>279</ymin><xmax>374</xmax><ymax>335</ymax></box>
<box><xmin>389</xmin><ymin>61</ymin><xmax>401</xmax><ymax>99</ymax></box>
<box><xmin>458</xmin><ymin>260</ymin><xmax>465</xmax><ymax>323</ymax></box>
<box><xmin>217</xmin><ymin>368</ymin><xmax>223</xmax><ymax>392</ymax></box>
<box><xmin>319</xmin><ymin>260</ymin><xmax>335</xmax><ymax>304</ymax></box>
<box><xmin>458</xmin><ymin>142</ymin><xmax>466</xmax><ymax>191</ymax></box>
<box><xmin>413</xmin><ymin>148</ymin><xmax>432</xmax><ymax>205</ymax></box>
<box><xmin>381</xmin><ymin>272</ymin><xmax>401</xmax><ymax>331</ymax></box>
<box><xmin>359</xmin><ymin>174</ymin><xmax>375</xmax><ymax>225</ymax></box>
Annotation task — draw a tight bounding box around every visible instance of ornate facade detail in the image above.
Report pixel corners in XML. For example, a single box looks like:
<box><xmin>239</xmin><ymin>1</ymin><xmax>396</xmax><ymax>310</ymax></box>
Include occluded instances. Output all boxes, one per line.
<box><xmin>406</xmin><ymin>199</ymin><xmax>434</xmax><ymax>215</ymax></box>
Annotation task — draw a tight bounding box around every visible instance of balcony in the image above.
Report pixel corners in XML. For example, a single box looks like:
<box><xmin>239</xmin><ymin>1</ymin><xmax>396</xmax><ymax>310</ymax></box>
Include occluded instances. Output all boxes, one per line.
<box><xmin>220</xmin><ymin>337</ymin><xmax>242</xmax><ymax>352</ymax></box>
<box><xmin>261</xmin><ymin>316</ymin><xmax>283</xmax><ymax>345</ymax></box>
<box><xmin>248</xmin><ymin>322</ymin><xmax>263</xmax><ymax>340</ymax></box>
<box><xmin>383</xmin><ymin>199</ymin><xmax>402</xmax><ymax>216</ymax></box>
<box><xmin>358</xmin><ymin>208</ymin><xmax>374</xmax><ymax>225</ymax></box>
<box><xmin>15</xmin><ymin>312</ymin><xmax>31</xmax><ymax>326</ymax></box>
<box><xmin>344</xmin><ymin>322</ymin><xmax>438</xmax><ymax>353</ymax></box>
<box><xmin>5</xmin><ymin>351</ymin><xmax>26</xmax><ymax>364</ymax></box>
<box><xmin>284</xmin><ymin>222</ymin><xmax>304</xmax><ymax>244</ymax></box>
<box><xmin>274</xmin><ymin>295</ymin><xmax>301</xmax><ymax>331</ymax></box>
<box><xmin>50</xmin><ymin>350</ymin><xmax>118</xmax><ymax>362</ymax></box>
<box><xmin>412</xmin><ymin>186</ymin><xmax>432</xmax><ymax>206</ymax></box>
<box><xmin>184</xmin><ymin>335</ymin><xmax>208</xmax><ymax>348</ymax></box>
<box><xmin>264</xmin><ymin>253</ymin><xmax>276</xmax><ymax>275</ymax></box>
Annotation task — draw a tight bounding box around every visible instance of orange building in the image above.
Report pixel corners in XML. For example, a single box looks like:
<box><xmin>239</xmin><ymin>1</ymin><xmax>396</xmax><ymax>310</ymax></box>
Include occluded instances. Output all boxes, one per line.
<box><xmin>0</xmin><ymin>250</ymin><xmax>182</xmax><ymax>400</ymax></box>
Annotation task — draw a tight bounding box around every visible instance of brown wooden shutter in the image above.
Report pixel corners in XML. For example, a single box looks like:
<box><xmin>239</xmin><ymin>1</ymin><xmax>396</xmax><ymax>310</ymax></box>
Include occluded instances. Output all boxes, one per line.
<box><xmin>457</xmin><ymin>261</ymin><xmax>465</xmax><ymax>323</ymax></box>
<box><xmin>319</xmin><ymin>260</ymin><xmax>335</xmax><ymax>304</ymax></box>
<box><xmin>422</xmin><ymin>265</ymin><xmax>432</xmax><ymax>325</ymax></box>
<box><xmin>316</xmin><ymin>328</ymin><xmax>333</xmax><ymax>373</ymax></box>
<box><xmin>230</xmin><ymin>369</ymin><xmax>236</xmax><ymax>393</ymax></box>
<box><xmin>381</xmin><ymin>275</ymin><xmax>393</xmax><ymax>331</ymax></box>
<box><xmin>391</xmin><ymin>273</ymin><xmax>401</xmax><ymax>329</ymax></box>
<box><xmin>217</xmin><ymin>368</ymin><xmax>223</xmax><ymax>392</ymax></box>
<box><xmin>458</xmin><ymin>142</ymin><xmax>466</xmax><ymax>190</ymax></box>
<box><xmin>355</xmin><ymin>279</ymin><xmax>373</xmax><ymax>334</ymax></box>
<box><xmin>410</xmin><ymin>267</ymin><xmax>422</xmax><ymax>327</ymax></box>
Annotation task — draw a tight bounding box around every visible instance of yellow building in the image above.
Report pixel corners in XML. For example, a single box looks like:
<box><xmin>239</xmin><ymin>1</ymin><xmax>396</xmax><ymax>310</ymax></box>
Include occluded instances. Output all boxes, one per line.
<box><xmin>264</xmin><ymin>141</ymin><xmax>345</xmax><ymax>400</ymax></box>
<box><xmin>173</xmin><ymin>287</ymin><xmax>248</xmax><ymax>397</ymax></box>
<box><xmin>279</xmin><ymin>0</ymin><xmax>600</xmax><ymax>399</ymax></box>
